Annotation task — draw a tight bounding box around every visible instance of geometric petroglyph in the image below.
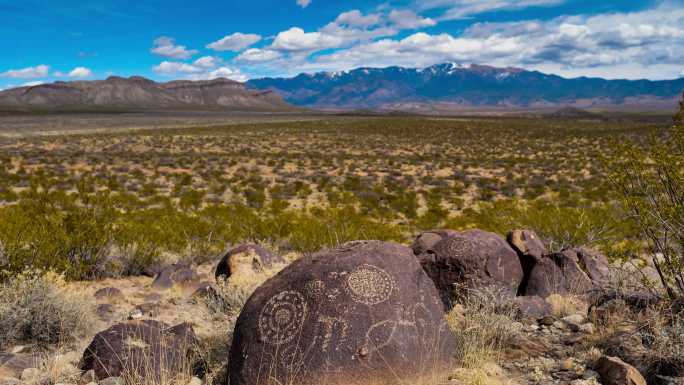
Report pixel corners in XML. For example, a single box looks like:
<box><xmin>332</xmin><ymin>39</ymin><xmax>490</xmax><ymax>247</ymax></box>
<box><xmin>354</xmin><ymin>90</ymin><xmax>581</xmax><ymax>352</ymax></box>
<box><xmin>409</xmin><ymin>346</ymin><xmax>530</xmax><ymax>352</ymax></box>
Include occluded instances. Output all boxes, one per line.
<box><xmin>258</xmin><ymin>290</ymin><xmax>307</xmax><ymax>345</ymax></box>
<box><xmin>345</xmin><ymin>264</ymin><xmax>396</xmax><ymax>305</ymax></box>
<box><xmin>440</xmin><ymin>236</ymin><xmax>473</xmax><ymax>258</ymax></box>
<box><xmin>304</xmin><ymin>279</ymin><xmax>326</xmax><ymax>299</ymax></box>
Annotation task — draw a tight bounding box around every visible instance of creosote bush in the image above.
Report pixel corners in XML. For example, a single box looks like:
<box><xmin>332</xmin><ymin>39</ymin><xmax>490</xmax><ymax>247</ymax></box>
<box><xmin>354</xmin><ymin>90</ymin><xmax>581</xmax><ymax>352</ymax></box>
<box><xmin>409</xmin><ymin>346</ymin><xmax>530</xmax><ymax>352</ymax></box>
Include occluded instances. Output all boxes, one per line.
<box><xmin>0</xmin><ymin>270</ymin><xmax>92</xmax><ymax>348</ymax></box>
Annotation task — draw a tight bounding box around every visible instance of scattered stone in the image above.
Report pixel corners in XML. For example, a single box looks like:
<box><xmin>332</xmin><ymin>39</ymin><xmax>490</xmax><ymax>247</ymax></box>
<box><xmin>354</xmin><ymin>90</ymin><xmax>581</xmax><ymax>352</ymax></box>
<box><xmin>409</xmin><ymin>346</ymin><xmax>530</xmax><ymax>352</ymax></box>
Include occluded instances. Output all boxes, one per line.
<box><xmin>579</xmin><ymin>323</ymin><xmax>595</xmax><ymax>334</ymax></box>
<box><xmin>539</xmin><ymin>315</ymin><xmax>556</xmax><ymax>326</ymax></box>
<box><xmin>188</xmin><ymin>376</ymin><xmax>202</xmax><ymax>385</ymax></box>
<box><xmin>81</xmin><ymin>320</ymin><xmax>202</xmax><ymax>381</ymax></box>
<box><xmin>127</xmin><ymin>308</ymin><xmax>143</xmax><ymax>320</ymax></box>
<box><xmin>0</xmin><ymin>377</ymin><xmax>20</xmax><ymax>385</ymax></box>
<box><xmin>152</xmin><ymin>263</ymin><xmax>197</xmax><ymax>290</ymax></box>
<box><xmin>135</xmin><ymin>302</ymin><xmax>161</xmax><ymax>317</ymax></box>
<box><xmin>414</xmin><ymin>229</ymin><xmax>524</xmax><ymax>308</ymax></box>
<box><xmin>8</xmin><ymin>347</ymin><xmax>24</xmax><ymax>355</ymax></box>
<box><xmin>94</xmin><ymin>287</ymin><xmax>124</xmax><ymax>300</ymax></box>
<box><xmin>0</xmin><ymin>354</ymin><xmax>41</xmax><ymax>379</ymax></box>
<box><xmin>96</xmin><ymin>303</ymin><xmax>116</xmax><ymax>321</ymax></box>
<box><xmin>81</xmin><ymin>369</ymin><xmax>97</xmax><ymax>384</ymax></box>
<box><xmin>229</xmin><ymin>240</ymin><xmax>456</xmax><ymax>385</ymax></box>
<box><xmin>99</xmin><ymin>377</ymin><xmax>124</xmax><ymax>385</ymax></box>
<box><xmin>215</xmin><ymin>244</ymin><xmax>283</xmax><ymax>281</ymax></box>
<box><xmin>20</xmin><ymin>368</ymin><xmax>40</xmax><ymax>382</ymax></box>
<box><xmin>595</xmin><ymin>356</ymin><xmax>647</xmax><ymax>385</ymax></box>
<box><xmin>515</xmin><ymin>295</ymin><xmax>552</xmax><ymax>318</ymax></box>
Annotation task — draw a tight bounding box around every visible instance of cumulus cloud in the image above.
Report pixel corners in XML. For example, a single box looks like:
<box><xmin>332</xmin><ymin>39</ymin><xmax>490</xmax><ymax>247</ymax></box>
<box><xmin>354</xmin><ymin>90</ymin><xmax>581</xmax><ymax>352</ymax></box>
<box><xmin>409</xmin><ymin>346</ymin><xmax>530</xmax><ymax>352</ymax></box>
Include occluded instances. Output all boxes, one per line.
<box><xmin>236</xmin><ymin>48</ymin><xmax>282</xmax><ymax>63</ymax></box>
<box><xmin>270</xmin><ymin>27</ymin><xmax>345</xmax><ymax>52</ymax></box>
<box><xmin>388</xmin><ymin>10</ymin><xmax>436</xmax><ymax>29</ymax></box>
<box><xmin>153</xmin><ymin>58</ymin><xmax>247</xmax><ymax>82</ymax></box>
<box><xmin>288</xmin><ymin>4</ymin><xmax>684</xmax><ymax>80</ymax></box>
<box><xmin>419</xmin><ymin>0</ymin><xmax>565</xmax><ymax>20</ymax></box>
<box><xmin>206</xmin><ymin>33</ymin><xmax>262</xmax><ymax>52</ymax></box>
<box><xmin>335</xmin><ymin>10</ymin><xmax>381</xmax><ymax>28</ymax></box>
<box><xmin>151</xmin><ymin>36</ymin><xmax>198</xmax><ymax>59</ymax></box>
<box><xmin>1</xmin><ymin>65</ymin><xmax>50</xmax><ymax>79</ymax></box>
<box><xmin>297</xmin><ymin>0</ymin><xmax>311</xmax><ymax>8</ymax></box>
<box><xmin>68</xmin><ymin>67</ymin><xmax>92</xmax><ymax>78</ymax></box>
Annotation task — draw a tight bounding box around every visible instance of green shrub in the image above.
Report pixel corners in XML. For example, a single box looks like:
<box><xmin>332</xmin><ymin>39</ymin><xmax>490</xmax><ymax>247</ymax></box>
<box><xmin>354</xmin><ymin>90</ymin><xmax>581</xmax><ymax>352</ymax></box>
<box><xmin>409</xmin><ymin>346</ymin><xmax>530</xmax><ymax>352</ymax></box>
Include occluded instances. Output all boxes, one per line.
<box><xmin>0</xmin><ymin>270</ymin><xmax>92</xmax><ymax>348</ymax></box>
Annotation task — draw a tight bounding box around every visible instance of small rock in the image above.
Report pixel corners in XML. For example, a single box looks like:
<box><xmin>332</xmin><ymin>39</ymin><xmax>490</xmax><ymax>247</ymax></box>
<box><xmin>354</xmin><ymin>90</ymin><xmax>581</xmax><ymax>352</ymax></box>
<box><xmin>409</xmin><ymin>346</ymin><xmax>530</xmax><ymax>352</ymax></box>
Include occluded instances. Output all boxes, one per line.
<box><xmin>127</xmin><ymin>308</ymin><xmax>143</xmax><ymax>320</ymax></box>
<box><xmin>9</xmin><ymin>346</ymin><xmax>24</xmax><ymax>354</ymax></box>
<box><xmin>0</xmin><ymin>377</ymin><xmax>20</xmax><ymax>385</ymax></box>
<box><xmin>563</xmin><ymin>314</ymin><xmax>586</xmax><ymax>326</ymax></box>
<box><xmin>20</xmin><ymin>368</ymin><xmax>40</xmax><ymax>381</ymax></box>
<box><xmin>539</xmin><ymin>315</ymin><xmax>556</xmax><ymax>326</ymax></box>
<box><xmin>582</xmin><ymin>370</ymin><xmax>599</xmax><ymax>380</ymax></box>
<box><xmin>561</xmin><ymin>358</ymin><xmax>575</xmax><ymax>371</ymax></box>
<box><xmin>595</xmin><ymin>355</ymin><xmax>647</xmax><ymax>385</ymax></box>
<box><xmin>553</xmin><ymin>320</ymin><xmax>568</xmax><ymax>330</ymax></box>
<box><xmin>188</xmin><ymin>376</ymin><xmax>202</xmax><ymax>385</ymax></box>
<box><xmin>100</xmin><ymin>377</ymin><xmax>124</xmax><ymax>385</ymax></box>
<box><xmin>579</xmin><ymin>323</ymin><xmax>595</xmax><ymax>334</ymax></box>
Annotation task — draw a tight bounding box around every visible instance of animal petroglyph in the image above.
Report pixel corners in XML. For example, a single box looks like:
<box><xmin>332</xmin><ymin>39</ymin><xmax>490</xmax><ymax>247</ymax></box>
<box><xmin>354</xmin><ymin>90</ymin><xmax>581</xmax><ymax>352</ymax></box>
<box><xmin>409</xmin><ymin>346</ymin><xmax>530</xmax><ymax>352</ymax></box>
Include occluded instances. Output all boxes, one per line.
<box><xmin>304</xmin><ymin>279</ymin><xmax>326</xmax><ymax>299</ymax></box>
<box><xmin>345</xmin><ymin>264</ymin><xmax>396</xmax><ymax>305</ymax></box>
<box><xmin>259</xmin><ymin>290</ymin><xmax>307</xmax><ymax>345</ymax></box>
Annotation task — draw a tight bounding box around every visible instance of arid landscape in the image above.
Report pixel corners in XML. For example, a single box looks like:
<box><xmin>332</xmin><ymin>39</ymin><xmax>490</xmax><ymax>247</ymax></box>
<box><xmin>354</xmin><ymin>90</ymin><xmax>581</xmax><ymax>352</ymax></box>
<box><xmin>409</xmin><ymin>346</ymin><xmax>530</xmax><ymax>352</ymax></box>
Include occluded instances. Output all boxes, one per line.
<box><xmin>3</xmin><ymin>1</ymin><xmax>684</xmax><ymax>385</ymax></box>
<box><xmin>1</xmin><ymin>108</ymin><xmax>683</xmax><ymax>385</ymax></box>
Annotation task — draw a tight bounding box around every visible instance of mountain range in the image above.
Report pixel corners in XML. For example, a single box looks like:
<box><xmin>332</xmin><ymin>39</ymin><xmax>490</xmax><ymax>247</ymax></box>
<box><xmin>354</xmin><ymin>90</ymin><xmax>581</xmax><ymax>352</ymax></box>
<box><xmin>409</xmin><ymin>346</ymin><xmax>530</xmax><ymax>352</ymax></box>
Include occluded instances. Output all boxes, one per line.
<box><xmin>246</xmin><ymin>63</ymin><xmax>684</xmax><ymax>111</ymax></box>
<box><xmin>0</xmin><ymin>77</ymin><xmax>292</xmax><ymax>113</ymax></box>
<box><xmin>1</xmin><ymin>64</ymin><xmax>682</xmax><ymax>113</ymax></box>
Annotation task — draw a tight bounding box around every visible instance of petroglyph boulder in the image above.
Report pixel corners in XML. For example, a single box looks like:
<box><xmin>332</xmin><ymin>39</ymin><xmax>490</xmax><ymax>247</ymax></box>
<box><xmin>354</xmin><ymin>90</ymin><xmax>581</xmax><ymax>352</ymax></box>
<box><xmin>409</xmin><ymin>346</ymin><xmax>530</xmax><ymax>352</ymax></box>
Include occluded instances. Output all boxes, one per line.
<box><xmin>228</xmin><ymin>240</ymin><xmax>456</xmax><ymax>385</ymax></box>
<box><xmin>215</xmin><ymin>243</ymin><xmax>283</xmax><ymax>281</ymax></box>
<box><xmin>414</xmin><ymin>229</ymin><xmax>524</xmax><ymax>308</ymax></box>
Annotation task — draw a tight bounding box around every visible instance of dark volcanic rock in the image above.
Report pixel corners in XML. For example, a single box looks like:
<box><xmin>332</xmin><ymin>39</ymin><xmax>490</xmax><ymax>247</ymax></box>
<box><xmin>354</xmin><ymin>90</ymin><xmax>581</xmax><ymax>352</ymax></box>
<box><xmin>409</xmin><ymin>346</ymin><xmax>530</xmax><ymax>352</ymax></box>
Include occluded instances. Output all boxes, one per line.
<box><xmin>81</xmin><ymin>320</ymin><xmax>202</xmax><ymax>381</ymax></box>
<box><xmin>507</xmin><ymin>230</ymin><xmax>546</xmax><ymax>262</ymax></box>
<box><xmin>514</xmin><ymin>296</ymin><xmax>553</xmax><ymax>319</ymax></box>
<box><xmin>411</xmin><ymin>229</ymin><xmax>458</xmax><ymax>255</ymax></box>
<box><xmin>415</xmin><ymin>229</ymin><xmax>524</xmax><ymax>308</ymax></box>
<box><xmin>152</xmin><ymin>263</ymin><xmax>197</xmax><ymax>290</ymax></box>
<box><xmin>215</xmin><ymin>244</ymin><xmax>283</xmax><ymax>281</ymax></box>
<box><xmin>523</xmin><ymin>246</ymin><xmax>610</xmax><ymax>298</ymax></box>
<box><xmin>228</xmin><ymin>240</ymin><xmax>456</xmax><ymax>385</ymax></box>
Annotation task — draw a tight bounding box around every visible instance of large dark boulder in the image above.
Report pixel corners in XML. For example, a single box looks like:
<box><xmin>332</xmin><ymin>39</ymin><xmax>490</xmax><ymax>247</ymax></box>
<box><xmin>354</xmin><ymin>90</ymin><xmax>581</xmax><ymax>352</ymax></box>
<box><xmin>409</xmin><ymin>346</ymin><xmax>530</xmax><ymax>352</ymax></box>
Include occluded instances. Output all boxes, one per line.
<box><xmin>215</xmin><ymin>244</ymin><xmax>283</xmax><ymax>281</ymax></box>
<box><xmin>81</xmin><ymin>320</ymin><xmax>203</xmax><ymax>381</ymax></box>
<box><xmin>411</xmin><ymin>229</ymin><xmax>459</xmax><ymax>255</ymax></box>
<box><xmin>414</xmin><ymin>229</ymin><xmax>524</xmax><ymax>308</ymax></box>
<box><xmin>524</xmin><ymin>247</ymin><xmax>608</xmax><ymax>297</ymax></box>
<box><xmin>228</xmin><ymin>240</ymin><xmax>456</xmax><ymax>385</ymax></box>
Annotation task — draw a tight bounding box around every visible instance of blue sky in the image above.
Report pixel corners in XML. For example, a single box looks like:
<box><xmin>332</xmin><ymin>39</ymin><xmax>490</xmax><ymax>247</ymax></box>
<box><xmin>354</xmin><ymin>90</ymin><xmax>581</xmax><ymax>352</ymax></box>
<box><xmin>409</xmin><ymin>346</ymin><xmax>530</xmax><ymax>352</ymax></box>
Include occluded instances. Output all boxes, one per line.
<box><xmin>1</xmin><ymin>0</ymin><xmax>683</xmax><ymax>89</ymax></box>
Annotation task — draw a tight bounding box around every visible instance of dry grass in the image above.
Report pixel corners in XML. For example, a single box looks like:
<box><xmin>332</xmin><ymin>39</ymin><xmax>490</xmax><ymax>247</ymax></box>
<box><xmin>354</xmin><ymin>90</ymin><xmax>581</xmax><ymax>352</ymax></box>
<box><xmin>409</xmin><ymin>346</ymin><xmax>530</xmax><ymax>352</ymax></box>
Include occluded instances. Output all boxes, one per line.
<box><xmin>446</xmin><ymin>287</ymin><xmax>520</xmax><ymax>385</ymax></box>
<box><xmin>0</xmin><ymin>270</ymin><xmax>93</xmax><ymax>348</ymax></box>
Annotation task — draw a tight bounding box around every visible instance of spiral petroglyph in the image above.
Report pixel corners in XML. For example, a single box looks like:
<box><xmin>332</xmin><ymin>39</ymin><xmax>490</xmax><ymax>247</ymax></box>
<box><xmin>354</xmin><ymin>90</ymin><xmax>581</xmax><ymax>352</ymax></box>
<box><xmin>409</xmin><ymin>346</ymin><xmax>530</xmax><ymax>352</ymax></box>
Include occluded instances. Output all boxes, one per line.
<box><xmin>258</xmin><ymin>290</ymin><xmax>307</xmax><ymax>345</ymax></box>
<box><xmin>345</xmin><ymin>264</ymin><xmax>395</xmax><ymax>305</ymax></box>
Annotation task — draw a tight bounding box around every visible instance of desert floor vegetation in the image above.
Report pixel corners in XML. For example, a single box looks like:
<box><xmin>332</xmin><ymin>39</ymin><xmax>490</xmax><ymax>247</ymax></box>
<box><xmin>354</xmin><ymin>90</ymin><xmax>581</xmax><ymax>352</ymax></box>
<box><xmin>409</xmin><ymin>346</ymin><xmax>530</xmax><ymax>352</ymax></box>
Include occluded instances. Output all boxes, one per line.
<box><xmin>1</xmin><ymin>112</ymin><xmax>684</xmax><ymax>385</ymax></box>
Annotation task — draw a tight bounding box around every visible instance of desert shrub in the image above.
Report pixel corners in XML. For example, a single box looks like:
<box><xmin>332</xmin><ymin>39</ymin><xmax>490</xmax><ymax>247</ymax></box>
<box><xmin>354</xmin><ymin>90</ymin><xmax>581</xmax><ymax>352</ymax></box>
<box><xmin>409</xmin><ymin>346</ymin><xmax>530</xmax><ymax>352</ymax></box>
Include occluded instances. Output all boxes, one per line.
<box><xmin>607</xmin><ymin>94</ymin><xmax>684</xmax><ymax>297</ymax></box>
<box><xmin>0</xmin><ymin>191</ymin><xmax>114</xmax><ymax>280</ymax></box>
<box><xmin>288</xmin><ymin>206</ymin><xmax>404</xmax><ymax>254</ymax></box>
<box><xmin>0</xmin><ymin>270</ymin><xmax>92</xmax><ymax>348</ymax></box>
<box><xmin>445</xmin><ymin>197</ymin><xmax>629</xmax><ymax>253</ymax></box>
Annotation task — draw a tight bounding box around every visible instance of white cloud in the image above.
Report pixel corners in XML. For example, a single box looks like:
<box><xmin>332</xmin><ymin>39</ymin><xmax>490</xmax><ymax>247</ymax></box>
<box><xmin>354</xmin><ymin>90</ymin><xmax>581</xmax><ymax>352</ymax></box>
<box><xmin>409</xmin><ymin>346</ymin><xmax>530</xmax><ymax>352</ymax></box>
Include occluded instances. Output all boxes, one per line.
<box><xmin>206</xmin><ymin>33</ymin><xmax>262</xmax><ymax>52</ymax></box>
<box><xmin>388</xmin><ymin>10</ymin><xmax>436</xmax><ymax>29</ymax></box>
<box><xmin>153</xmin><ymin>61</ymin><xmax>204</xmax><ymax>74</ymax></box>
<box><xmin>419</xmin><ymin>0</ymin><xmax>565</xmax><ymax>20</ymax></box>
<box><xmin>270</xmin><ymin>27</ymin><xmax>345</xmax><ymax>52</ymax></box>
<box><xmin>335</xmin><ymin>10</ymin><xmax>381</xmax><ymax>28</ymax></box>
<box><xmin>151</xmin><ymin>36</ymin><xmax>198</xmax><ymax>59</ymax></box>
<box><xmin>236</xmin><ymin>48</ymin><xmax>282</xmax><ymax>63</ymax></box>
<box><xmin>68</xmin><ymin>66</ymin><xmax>92</xmax><ymax>78</ymax></box>
<box><xmin>1</xmin><ymin>65</ymin><xmax>49</xmax><ymax>79</ymax></box>
<box><xmin>297</xmin><ymin>0</ymin><xmax>311</xmax><ymax>8</ymax></box>
<box><xmin>193</xmin><ymin>67</ymin><xmax>248</xmax><ymax>82</ymax></box>
<box><xmin>193</xmin><ymin>56</ymin><xmax>222</xmax><ymax>68</ymax></box>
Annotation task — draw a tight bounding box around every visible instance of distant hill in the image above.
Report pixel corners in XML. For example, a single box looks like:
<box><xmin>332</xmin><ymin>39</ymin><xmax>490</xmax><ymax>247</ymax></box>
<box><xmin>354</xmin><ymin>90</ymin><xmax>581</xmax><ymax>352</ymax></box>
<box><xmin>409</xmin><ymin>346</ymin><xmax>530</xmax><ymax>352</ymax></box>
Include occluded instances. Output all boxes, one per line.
<box><xmin>247</xmin><ymin>63</ymin><xmax>684</xmax><ymax>111</ymax></box>
<box><xmin>0</xmin><ymin>76</ymin><xmax>294</xmax><ymax>113</ymax></box>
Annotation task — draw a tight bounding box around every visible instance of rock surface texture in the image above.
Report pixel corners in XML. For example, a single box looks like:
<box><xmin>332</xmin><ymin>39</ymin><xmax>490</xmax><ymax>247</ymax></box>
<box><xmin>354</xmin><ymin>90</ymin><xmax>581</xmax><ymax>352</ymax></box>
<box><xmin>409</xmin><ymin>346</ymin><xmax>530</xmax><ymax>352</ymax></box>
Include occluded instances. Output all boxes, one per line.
<box><xmin>413</xmin><ymin>229</ymin><xmax>524</xmax><ymax>308</ymax></box>
<box><xmin>228</xmin><ymin>240</ymin><xmax>456</xmax><ymax>385</ymax></box>
<box><xmin>81</xmin><ymin>320</ymin><xmax>201</xmax><ymax>381</ymax></box>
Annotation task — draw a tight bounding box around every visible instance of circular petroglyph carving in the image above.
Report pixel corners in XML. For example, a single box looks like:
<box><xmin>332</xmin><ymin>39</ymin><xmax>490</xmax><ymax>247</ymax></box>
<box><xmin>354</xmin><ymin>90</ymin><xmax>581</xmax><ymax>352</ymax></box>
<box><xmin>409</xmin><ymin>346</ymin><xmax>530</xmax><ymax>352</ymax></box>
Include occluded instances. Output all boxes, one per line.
<box><xmin>346</xmin><ymin>264</ymin><xmax>395</xmax><ymax>305</ymax></box>
<box><xmin>258</xmin><ymin>291</ymin><xmax>307</xmax><ymax>345</ymax></box>
<box><xmin>440</xmin><ymin>236</ymin><xmax>473</xmax><ymax>258</ymax></box>
<box><xmin>304</xmin><ymin>279</ymin><xmax>326</xmax><ymax>299</ymax></box>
